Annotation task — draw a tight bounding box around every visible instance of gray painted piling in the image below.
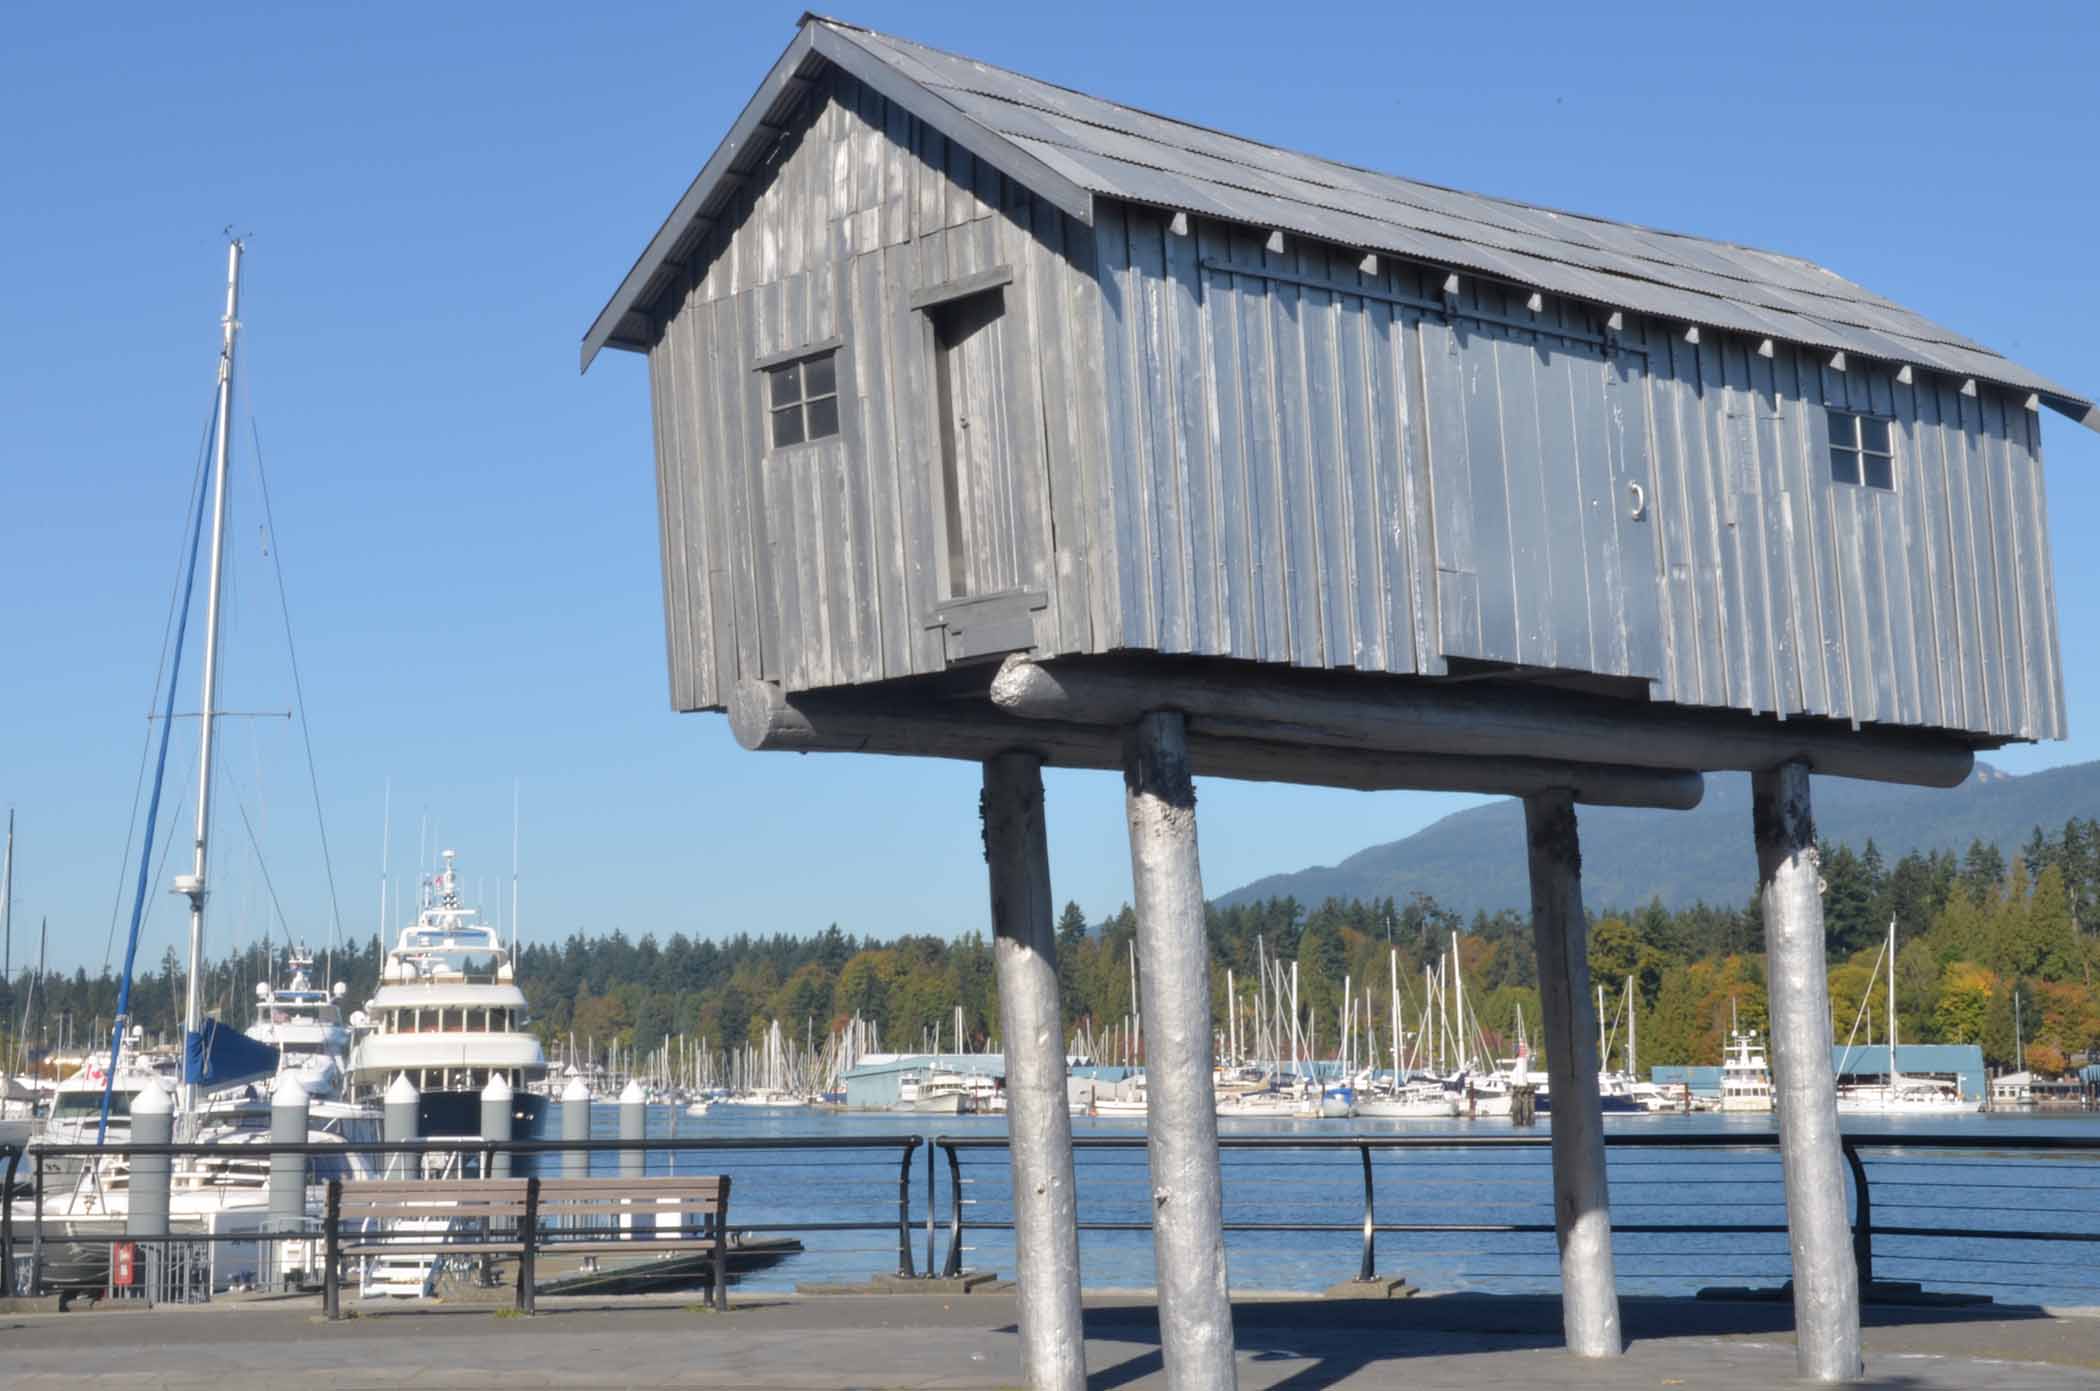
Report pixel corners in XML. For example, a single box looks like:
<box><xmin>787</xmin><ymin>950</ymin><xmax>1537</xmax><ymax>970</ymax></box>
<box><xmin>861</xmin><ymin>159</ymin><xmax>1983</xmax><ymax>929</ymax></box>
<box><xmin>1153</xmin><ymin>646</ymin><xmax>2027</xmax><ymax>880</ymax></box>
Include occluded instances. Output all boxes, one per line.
<box><xmin>620</xmin><ymin>1079</ymin><xmax>649</xmax><ymax>1237</ymax></box>
<box><xmin>126</xmin><ymin>1080</ymin><xmax>173</xmax><ymax>1259</ymax></box>
<box><xmin>383</xmin><ymin>1073</ymin><xmax>419</xmax><ymax>1180</ymax></box>
<box><xmin>481</xmin><ymin>1072</ymin><xmax>514</xmax><ymax>1180</ymax></box>
<box><xmin>563</xmin><ymin>1076</ymin><xmax>592</xmax><ymax>1181</ymax></box>
<box><xmin>268</xmin><ymin>1074</ymin><xmax>308</xmax><ymax>1266</ymax></box>
<box><xmin>1522</xmin><ymin>791</ymin><xmax>1622</xmax><ymax>1358</ymax></box>
<box><xmin>1754</xmin><ymin>762</ymin><xmax>1863</xmax><ymax>1381</ymax></box>
<box><xmin>982</xmin><ymin>752</ymin><xmax>1087</xmax><ymax>1391</ymax></box>
<box><xmin>1122</xmin><ymin>711</ymin><xmax>1238</xmax><ymax>1390</ymax></box>
<box><xmin>619</xmin><ymin>1079</ymin><xmax>646</xmax><ymax>1179</ymax></box>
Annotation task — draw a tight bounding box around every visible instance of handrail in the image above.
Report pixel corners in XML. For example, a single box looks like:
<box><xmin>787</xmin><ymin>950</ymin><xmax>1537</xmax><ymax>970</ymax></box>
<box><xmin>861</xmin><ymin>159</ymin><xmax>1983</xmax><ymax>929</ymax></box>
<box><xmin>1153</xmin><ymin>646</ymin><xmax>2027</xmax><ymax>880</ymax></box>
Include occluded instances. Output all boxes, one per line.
<box><xmin>15</xmin><ymin>1129</ymin><xmax>2099</xmax><ymax>1304</ymax></box>
<box><xmin>932</xmin><ymin>1130</ymin><xmax>2100</xmax><ymax>1294</ymax></box>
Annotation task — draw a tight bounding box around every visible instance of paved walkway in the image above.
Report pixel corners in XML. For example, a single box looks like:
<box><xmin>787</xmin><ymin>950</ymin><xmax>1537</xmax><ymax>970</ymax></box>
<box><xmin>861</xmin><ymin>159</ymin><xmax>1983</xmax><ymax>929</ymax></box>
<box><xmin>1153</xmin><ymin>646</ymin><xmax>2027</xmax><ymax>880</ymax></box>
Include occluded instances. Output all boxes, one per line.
<box><xmin>4</xmin><ymin>1291</ymin><xmax>2097</xmax><ymax>1388</ymax></box>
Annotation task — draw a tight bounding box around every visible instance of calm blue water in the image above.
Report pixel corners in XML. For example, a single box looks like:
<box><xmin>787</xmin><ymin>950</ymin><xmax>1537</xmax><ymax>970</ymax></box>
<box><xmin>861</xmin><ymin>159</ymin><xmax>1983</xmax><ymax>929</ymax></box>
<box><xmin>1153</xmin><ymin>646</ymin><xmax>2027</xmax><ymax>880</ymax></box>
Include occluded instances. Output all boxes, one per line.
<box><xmin>554</xmin><ymin>1103</ymin><xmax>2100</xmax><ymax>1308</ymax></box>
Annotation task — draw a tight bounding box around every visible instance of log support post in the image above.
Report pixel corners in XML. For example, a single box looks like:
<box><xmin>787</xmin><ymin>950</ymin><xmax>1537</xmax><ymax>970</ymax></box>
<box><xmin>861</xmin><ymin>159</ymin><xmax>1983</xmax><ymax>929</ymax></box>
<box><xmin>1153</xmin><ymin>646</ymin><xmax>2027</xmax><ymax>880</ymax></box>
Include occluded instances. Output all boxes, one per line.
<box><xmin>1523</xmin><ymin>790</ymin><xmax>1622</xmax><ymax>1357</ymax></box>
<box><xmin>1122</xmin><ymin>711</ymin><xmax>1238</xmax><ymax>1390</ymax></box>
<box><xmin>1755</xmin><ymin>762</ymin><xmax>1863</xmax><ymax>1382</ymax></box>
<box><xmin>982</xmin><ymin>753</ymin><xmax>1087</xmax><ymax>1391</ymax></box>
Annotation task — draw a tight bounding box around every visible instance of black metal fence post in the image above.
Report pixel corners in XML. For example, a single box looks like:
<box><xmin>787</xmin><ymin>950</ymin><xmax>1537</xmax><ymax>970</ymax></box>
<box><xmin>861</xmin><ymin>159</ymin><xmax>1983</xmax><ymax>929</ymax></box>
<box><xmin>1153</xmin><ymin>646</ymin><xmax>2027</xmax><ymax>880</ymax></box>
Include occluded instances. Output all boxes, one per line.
<box><xmin>896</xmin><ymin>1137</ymin><xmax>918</xmax><ymax>1278</ymax></box>
<box><xmin>1842</xmin><ymin>1139</ymin><xmax>1873</xmax><ymax>1288</ymax></box>
<box><xmin>322</xmin><ymin>1179</ymin><xmax>342</xmax><ymax>1320</ymax></box>
<box><xmin>942</xmin><ymin>1141</ymin><xmax>964</xmax><ymax>1278</ymax></box>
<box><xmin>30</xmin><ymin>1148</ymin><xmax>44</xmax><ymax>1297</ymax></box>
<box><xmin>1358</xmin><ymin>1142</ymin><xmax>1376</xmax><ymax>1282</ymax></box>
<box><xmin>1</xmin><ymin>1146</ymin><xmax>18</xmax><ymax>1297</ymax></box>
<box><xmin>924</xmin><ymin>1133</ymin><xmax>936</xmax><ymax>1280</ymax></box>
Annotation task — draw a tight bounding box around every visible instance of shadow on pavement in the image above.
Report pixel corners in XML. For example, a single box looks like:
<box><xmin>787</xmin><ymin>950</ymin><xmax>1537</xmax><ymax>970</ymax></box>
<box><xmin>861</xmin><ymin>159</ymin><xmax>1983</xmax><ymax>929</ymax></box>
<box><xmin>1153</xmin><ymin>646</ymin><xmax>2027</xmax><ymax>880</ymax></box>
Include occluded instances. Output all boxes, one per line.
<box><xmin>1074</xmin><ymin>1293</ymin><xmax>2056</xmax><ymax>1391</ymax></box>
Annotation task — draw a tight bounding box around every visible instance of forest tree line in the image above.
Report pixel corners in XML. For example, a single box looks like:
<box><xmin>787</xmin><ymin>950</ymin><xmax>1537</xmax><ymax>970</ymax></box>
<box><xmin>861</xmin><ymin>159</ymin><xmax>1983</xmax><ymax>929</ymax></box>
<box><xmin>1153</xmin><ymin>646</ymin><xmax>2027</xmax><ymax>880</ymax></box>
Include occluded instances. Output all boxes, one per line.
<box><xmin>7</xmin><ymin>819</ymin><xmax>2100</xmax><ymax>1078</ymax></box>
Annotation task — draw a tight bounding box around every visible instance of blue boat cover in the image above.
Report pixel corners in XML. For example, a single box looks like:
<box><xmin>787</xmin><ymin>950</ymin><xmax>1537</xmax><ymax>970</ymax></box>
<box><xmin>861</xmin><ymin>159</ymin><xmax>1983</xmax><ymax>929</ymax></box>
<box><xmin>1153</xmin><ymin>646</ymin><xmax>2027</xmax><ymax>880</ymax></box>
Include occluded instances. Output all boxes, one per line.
<box><xmin>183</xmin><ymin>1016</ymin><xmax>279</xmax><ymax>1089</ymax></box>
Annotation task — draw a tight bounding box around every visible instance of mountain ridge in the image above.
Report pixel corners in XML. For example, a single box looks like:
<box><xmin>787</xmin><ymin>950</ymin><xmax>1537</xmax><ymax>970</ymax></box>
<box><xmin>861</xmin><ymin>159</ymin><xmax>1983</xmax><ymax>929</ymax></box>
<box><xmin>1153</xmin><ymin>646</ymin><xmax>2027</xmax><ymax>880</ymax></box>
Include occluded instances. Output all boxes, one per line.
<box><xmin>1217</xmin><ymin>759</ymin><xmax>2095</xmax><ymax>915</ymax></box>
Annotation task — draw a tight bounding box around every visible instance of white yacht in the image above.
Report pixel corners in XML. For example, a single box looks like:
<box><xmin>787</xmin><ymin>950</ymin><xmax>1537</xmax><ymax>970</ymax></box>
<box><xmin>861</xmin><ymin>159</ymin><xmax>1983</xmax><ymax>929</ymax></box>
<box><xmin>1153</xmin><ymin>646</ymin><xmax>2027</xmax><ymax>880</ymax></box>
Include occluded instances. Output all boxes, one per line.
<box><xmin>39</xmin><ymin>1044</ymin><xmax>183</xmax><ymax>1142</ymax></box>
<box><xmin>1719</xmin><ymin>1029</ymin><xmax>1774</xmax><ymax>1113</ymax></box>
<box><xmin>347</xmin><ymin>851</ymin><xmax>548</xmax><ymax>1137</ymax></box>
<box><xmin>245</xmin><ymin>949</ymin><xmax>352</xmax><ymax>1101</ymax></box>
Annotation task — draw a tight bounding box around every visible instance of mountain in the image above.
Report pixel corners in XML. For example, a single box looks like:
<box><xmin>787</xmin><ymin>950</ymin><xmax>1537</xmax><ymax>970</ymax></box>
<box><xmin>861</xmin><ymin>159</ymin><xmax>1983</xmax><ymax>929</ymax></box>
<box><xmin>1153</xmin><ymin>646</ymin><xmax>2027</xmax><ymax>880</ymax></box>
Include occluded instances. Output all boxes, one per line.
<box><xmin>1217</xmin><ymin>760</ymin><xmax>2097</xmax><ymax>916</ymax></box>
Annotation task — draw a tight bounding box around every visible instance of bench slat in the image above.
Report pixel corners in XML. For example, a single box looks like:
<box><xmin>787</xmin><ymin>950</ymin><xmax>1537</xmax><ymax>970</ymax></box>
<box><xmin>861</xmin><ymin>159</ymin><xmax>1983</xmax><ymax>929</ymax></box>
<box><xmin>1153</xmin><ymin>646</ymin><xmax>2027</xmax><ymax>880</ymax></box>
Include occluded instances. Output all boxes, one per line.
<box><xmin>342</xmin><ymin>1243</ymin><xmax>527</xmax><ymax>1256</ymax></box>
<box><xmin>340</xmin><ymin>1203</ymin><xmax>532</xmax><ymax>1218</ymax></box>
<box><xmin>338</xmin><ymin>1181</ymin><xmax>532</xmax><ymax>1197</ymax></box>
<box><xmin>540</xmin><ymin>1240</ymin><xmax>722</xmax><ymax>1255</ymax></box>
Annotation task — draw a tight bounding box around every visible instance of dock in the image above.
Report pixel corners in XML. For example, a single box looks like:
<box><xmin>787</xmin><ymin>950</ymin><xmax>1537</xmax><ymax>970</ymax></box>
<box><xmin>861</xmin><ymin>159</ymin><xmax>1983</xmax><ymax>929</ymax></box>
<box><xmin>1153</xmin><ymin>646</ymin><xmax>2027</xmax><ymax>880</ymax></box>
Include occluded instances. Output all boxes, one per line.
<box><xmin>3</xmin><ymin>1291</ymin><xmax>2095</xmax><ymax>1388</ymax></box>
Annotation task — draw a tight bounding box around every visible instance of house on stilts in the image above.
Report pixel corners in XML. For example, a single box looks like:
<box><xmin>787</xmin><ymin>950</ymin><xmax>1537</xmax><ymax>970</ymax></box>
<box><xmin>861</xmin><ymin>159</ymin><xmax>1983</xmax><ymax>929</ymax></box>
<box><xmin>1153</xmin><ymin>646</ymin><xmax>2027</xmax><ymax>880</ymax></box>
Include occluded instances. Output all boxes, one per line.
<box><xmin>582</xmin><ymin>17</ymin><xmax>2088</xmax><ymax>1387</ymax></box>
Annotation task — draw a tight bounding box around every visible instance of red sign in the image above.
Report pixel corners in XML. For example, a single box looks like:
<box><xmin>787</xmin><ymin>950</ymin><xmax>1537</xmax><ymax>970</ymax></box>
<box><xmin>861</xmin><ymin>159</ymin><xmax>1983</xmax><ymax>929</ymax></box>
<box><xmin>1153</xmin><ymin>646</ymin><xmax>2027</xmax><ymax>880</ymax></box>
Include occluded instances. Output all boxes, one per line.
<box><xmin>111</xmin><ymin>1242</ymin><xmax>136</xmax><ymax>1288</ymax></box>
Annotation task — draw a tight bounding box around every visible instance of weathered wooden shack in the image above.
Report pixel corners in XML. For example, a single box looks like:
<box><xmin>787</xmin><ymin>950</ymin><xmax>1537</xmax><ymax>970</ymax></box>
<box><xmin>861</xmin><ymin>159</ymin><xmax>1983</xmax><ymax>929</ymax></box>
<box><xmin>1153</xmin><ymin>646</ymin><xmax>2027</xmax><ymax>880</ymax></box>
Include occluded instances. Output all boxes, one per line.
<box><xmin>584</xmin><ymin>18</ymin><xmax>2089</xmax><ymax>1390</ymax></box>
<box><xmin>589</xmin><ymin>18</ymin><xmax>2087</xmax><ymax>754</ymax></box>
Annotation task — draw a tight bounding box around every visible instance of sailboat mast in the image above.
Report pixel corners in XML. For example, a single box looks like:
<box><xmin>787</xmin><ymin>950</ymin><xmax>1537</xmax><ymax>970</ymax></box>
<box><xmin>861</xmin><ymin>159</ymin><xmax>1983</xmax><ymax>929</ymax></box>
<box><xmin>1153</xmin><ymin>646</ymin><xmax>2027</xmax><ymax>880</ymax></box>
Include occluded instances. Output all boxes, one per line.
<box><xmin>1449</xmin><ymin>932</ymin><xmax>1465</xmax><ymax>1071</ymax></box>
<box><xmin>1390</xmin><ymin>949</ymin><xmax>1400</xmax><ymax>1081</ymax></box>
<box><xmin>1886</xmin><ymin>915</ymin><xmax>1900</xmax><ymax>1087</ymax></box>
<box><xmin>2</xmin><ymin>809</ymin><xmax>13</xmax><ymax>984</ymax></box>
<box><xmin>1627</xmin><ymin>975</ymin><xmax>1637</xmax><ymax>1079</ymax></box>
<box><xmin>1597</xmin><ymin>982</ymin><xmax>1606</xmax><ymax>1071</ymax></box>
<box><xmin>177</xmin><ymin>238</ymin><xmax>243</xmax><ymax>1120</ymax></box>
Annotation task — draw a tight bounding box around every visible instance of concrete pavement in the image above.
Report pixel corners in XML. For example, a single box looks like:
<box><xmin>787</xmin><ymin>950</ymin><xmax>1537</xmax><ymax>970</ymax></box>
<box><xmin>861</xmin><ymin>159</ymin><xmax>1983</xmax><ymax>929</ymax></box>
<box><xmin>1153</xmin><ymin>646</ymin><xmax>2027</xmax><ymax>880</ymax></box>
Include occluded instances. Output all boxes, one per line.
<box><xmin>3</xmin><ymin>1291</ymin><xmax>2096</xmax><ymax>1388</ymax></box>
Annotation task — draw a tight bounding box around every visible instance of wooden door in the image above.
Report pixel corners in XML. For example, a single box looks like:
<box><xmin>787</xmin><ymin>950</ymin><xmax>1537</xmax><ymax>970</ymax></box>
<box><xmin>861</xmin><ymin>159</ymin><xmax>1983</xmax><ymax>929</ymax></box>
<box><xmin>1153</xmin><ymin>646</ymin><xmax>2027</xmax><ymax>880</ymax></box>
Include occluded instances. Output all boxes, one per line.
<box><xmin>932</xmin><ymin>289</ymin><xmax>1018</xmax><ymax>599</ymax></box>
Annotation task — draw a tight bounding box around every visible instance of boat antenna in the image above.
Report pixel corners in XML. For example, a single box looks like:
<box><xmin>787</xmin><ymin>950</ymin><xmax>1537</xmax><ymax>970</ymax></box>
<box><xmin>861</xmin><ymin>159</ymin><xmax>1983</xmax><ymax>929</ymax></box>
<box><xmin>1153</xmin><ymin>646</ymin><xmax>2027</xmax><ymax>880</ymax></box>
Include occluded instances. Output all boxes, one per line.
<box><xmin>2</xmin><ymin>808</ymin><xmax>12</xmax><ymax>984</ymax></box>
<box><xmin>378</xmin><ymin>776</ymin><xmax>391</xmax><ymax>948</ymax></box>
<box><xmin>510</xmin><ymin>778</ymin><xmax>520</xmax><ymax>961</ymax></box>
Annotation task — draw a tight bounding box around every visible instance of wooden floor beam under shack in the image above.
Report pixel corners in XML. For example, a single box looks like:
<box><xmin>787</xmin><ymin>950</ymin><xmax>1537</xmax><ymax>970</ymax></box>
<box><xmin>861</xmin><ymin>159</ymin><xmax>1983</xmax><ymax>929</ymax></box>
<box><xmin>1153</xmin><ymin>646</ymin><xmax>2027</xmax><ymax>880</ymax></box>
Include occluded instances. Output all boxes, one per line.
<box><xmin>730</xmin><ymin>676</ymin><xmax>1708</xmax><ymax>810</ymax></box>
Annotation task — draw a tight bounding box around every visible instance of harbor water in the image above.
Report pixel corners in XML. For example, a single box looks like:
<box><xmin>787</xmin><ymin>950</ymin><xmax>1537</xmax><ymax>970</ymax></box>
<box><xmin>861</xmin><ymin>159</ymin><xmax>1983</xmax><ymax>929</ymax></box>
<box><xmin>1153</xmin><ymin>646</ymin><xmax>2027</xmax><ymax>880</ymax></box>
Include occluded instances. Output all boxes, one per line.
<box><xmin>555</xmin><ymin>1103</ymin><xmax>2100</xmax><ymax>1308</ymax></box>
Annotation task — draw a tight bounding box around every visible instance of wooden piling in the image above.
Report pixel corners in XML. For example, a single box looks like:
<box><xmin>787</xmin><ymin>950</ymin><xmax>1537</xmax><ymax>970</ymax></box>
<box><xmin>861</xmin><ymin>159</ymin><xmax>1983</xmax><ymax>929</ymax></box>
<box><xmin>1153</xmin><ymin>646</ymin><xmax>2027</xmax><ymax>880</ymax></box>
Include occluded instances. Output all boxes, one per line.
<box><xmin>1754</xmin><ymin>762</ymin><xmax>1863</xmax><ymax>1381</ymax></box>
<box><xmin>1123</xmin><ymin>711</ymin><xmax>1238</xmax><ymax>1390</ymax></box>
<box><xmin>982</xmin><ymin>753</ymin><xmax>1087</xmax><ymax>1391</ymax></box>
<box><xmin>1523</xmin><ymin>790</ymin><xmax>1623</xmax><ymax>1357</ymax></box>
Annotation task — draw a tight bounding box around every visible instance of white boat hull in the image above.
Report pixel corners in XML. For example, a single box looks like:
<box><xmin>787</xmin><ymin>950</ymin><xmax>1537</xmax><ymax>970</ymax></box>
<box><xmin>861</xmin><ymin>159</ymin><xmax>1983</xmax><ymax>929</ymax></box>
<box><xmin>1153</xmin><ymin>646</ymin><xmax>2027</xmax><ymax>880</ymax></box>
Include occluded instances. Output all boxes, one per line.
<box><xmin>1354</xmin><ymin>1095</ymin><xmax>1461</xmax><ymax>1119</ymax></box>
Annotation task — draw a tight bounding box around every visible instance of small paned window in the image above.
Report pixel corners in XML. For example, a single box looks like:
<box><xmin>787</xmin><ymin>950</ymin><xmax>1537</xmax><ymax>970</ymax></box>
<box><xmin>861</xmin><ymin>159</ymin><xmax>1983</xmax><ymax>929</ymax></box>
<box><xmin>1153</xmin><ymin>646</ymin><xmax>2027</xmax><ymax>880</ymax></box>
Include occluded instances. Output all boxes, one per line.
<box><xmin>766</xmin><ymin>350</ymin><xmax>841</xmax><ymax>449</ymax></box>
<box><xmin>1828</xmin><ymin>409</ymin><xmax>1895</xmax><ymax>491</ymax></box>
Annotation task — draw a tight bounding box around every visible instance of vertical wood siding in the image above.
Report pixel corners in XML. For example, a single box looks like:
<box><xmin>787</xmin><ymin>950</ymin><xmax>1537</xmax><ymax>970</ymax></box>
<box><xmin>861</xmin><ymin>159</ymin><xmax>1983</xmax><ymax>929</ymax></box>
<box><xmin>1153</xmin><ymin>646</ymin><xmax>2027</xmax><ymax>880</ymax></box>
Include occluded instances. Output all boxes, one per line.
<box><xmin>1086</xmin><ymin>204</ymin><xmax>2062</xmax><ymax>739</ymax></box>
<box><xmin>1094</xmin><ymin>210</ymin><xmax>1433</xmax><ymax>673</ymax></box>
<box><xmin>640</xmin><ymin>76</ymin><xmax>2063</xmax><ymax>744</ymax></box>
<box><xmin>645</xmin><ymin>69</ymin><xmax>1117</xmax><ymax>708</ymax></box>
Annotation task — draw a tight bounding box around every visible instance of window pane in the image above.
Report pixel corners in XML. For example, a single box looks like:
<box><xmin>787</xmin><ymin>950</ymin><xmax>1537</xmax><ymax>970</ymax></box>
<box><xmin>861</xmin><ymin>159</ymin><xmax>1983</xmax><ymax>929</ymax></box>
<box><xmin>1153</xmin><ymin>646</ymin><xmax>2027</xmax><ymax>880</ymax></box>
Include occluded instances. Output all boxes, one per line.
<box><xmin>1830</xmin><ymin>447</ymin><xmax>1859</xmax><ymax>485</ymax></box>
<box><xmin>1860</xmin><ymin>416</ymin><xmax>1891</xmax><ymax>453</ymax></box>
<box><xmin>803</xmin><ymin>351</ymin><xmax>836</xmax><ymax>399</ymax></box>
<box><xmin>768</xmin><ymin>362</ymin><xmax>801</xmax><ymax>409</ymax></box>
<box><xmin>1826</xmin><ymin>408</ymin><xmax>1857</xmax><ymax>449</ymax></box>
<box><xmin>772</xmin><ymin>403</ymin><xmax>805</xmax><ymax>448</ymax></box>
<box><xmin>1863</xmin><ymin>454</ymin><xmax>1894</xmax><ymax>490</ymax></box>
<box><xmin>807</xmin><ymin>394</ymin><xmax>840</xmax><ymax>440</ymax></box>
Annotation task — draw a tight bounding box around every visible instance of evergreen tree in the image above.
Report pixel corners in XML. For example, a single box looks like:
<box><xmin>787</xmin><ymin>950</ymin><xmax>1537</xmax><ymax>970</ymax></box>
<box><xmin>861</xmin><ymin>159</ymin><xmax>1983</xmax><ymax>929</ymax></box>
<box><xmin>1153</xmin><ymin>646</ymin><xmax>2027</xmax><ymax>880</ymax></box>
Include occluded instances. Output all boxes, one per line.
<box><xmin>1961</xmin><ymin>839</ymin><xmax>2007</xmax><ymax>898</ymax></box>
<box><xmin>1820</xmin><ymin>841</ymin><xmax>1879</xmax><ymax>959</ymax></box>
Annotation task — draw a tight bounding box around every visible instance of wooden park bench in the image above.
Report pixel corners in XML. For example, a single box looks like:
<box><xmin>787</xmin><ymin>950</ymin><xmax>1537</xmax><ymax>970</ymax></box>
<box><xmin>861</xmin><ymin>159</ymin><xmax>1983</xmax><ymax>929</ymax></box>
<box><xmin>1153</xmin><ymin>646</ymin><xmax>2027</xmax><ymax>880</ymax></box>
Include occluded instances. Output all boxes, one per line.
<box><xmin>323</xmin><ymin>1175</ymin><xmax>731</xmax><ymax>1318</ymax></box>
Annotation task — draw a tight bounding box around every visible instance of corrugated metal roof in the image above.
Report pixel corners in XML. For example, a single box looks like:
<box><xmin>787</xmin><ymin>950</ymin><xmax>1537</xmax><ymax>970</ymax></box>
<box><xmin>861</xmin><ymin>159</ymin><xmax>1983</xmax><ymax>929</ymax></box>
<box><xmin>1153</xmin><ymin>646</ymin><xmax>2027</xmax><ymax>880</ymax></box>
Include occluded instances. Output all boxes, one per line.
<box><xmin>586</xmin><ymin>17</ymin><xmax>2094</xmax><ymax>432</ymax></box>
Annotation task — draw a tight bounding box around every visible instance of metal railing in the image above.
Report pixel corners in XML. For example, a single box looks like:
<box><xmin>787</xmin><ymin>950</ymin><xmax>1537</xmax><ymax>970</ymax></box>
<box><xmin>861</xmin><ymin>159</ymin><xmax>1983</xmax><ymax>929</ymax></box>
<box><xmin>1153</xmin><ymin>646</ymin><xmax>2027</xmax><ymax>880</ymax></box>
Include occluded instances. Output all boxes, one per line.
<box><xmin>10</xmin><ymin>1130</ymin><xmax>2100</xmax><ymax>1305</ymax></box>
<box><xmin>933</xmin><ymin>1131</ymin><xmax>2100</xmax><ymax>1299</ymax></box>
<box><xmin>3</xmin><ymin>1134</ymin><xmax>924</xmax><ymax>1299</ymax></box>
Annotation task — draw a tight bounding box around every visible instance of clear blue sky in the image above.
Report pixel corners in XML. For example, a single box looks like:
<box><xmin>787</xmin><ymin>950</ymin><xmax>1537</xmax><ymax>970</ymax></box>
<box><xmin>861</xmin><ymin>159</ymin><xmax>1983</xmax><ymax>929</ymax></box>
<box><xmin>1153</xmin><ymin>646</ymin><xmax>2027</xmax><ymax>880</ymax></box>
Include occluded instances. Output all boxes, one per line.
<box><xmin>5</xmin><ymin>2</ymin><xmax>2096</xmax><ymax>974</ymax></box>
